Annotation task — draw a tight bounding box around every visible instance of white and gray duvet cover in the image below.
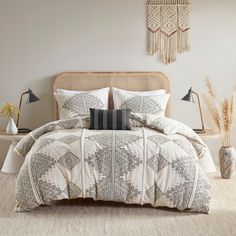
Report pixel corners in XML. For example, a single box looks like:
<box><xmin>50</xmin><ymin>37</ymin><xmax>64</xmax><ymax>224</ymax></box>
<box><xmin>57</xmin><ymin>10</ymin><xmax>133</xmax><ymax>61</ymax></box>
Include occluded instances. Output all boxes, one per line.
<box><xmin>15</xmin><ymin>114</ymin><xmax>211</xmax><ymax>213</ymax></box>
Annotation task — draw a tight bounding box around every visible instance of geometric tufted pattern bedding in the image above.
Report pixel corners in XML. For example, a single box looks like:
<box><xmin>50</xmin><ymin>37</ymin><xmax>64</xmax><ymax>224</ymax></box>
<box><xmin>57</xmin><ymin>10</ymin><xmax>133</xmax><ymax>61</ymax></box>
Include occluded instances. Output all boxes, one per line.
<box><xmin>15</xmin><ymin>114</ymin><xmax>211</xmax><ymax>213</ymax></box>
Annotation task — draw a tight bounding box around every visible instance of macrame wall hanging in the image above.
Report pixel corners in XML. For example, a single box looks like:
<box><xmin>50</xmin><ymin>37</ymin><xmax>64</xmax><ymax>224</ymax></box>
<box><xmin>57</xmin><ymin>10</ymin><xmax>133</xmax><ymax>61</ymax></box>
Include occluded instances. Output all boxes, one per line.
<box><xmin>147</xmin><ymin>0</ymin><xmax>191</xmax><ymax>64</ymax></box>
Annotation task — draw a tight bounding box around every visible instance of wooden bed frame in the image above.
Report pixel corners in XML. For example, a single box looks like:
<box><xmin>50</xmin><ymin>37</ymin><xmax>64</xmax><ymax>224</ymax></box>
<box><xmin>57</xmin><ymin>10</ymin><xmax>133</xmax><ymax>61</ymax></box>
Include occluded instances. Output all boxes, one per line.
<box><xmin>52</xmin><ymin>72</ymin><xmax>171</xmax><ymax>120</ymax></box>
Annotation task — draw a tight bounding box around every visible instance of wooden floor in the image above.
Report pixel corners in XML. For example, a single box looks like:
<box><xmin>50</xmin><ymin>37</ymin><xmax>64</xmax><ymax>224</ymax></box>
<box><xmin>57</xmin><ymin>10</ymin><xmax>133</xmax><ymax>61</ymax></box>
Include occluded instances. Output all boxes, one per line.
<box><xmin>0</xmin><ymin>168</ymin><xmax>236</xmax><ymax>236</ymax></box>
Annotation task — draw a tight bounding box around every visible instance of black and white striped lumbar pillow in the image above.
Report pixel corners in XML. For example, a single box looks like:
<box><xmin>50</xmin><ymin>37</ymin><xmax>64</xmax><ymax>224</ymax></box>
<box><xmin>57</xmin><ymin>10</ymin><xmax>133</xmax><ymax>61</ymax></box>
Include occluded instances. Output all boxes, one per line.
<box><xmin>89</xmin><ymin>108</ymin><xmax>131</xmax><ymax>130</ymax></box>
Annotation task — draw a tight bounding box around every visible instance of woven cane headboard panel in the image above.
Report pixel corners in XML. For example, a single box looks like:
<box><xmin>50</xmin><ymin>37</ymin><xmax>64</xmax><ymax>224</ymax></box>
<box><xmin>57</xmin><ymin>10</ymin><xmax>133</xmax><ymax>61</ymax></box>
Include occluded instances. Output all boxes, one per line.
<box><xmin>52</xmin><ymin>72</ymin><xmax>171</xmax><ymax>120</ymax></box>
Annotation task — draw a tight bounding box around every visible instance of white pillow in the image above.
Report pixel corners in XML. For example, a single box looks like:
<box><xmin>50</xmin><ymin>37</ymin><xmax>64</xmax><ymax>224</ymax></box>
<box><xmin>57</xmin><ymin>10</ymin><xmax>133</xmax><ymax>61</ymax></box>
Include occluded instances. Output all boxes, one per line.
<box><xmin>112</xmin><ymin>87</ymin><xmax>166</xmax><ymax>96</ymax></box>
<box><xmin>56</xmin><ymin>88</ymin><xmax>94</xmax><ymax>95</ymax></box>
<box><xmin>112</xmin><ymin>87</ymin><xmax>169</xmax><ymax>117</ymax></box>
<box><xmin>55</xmin><ymin>87</ymin><xmax>109</xmax><ymax>119</ymax></box>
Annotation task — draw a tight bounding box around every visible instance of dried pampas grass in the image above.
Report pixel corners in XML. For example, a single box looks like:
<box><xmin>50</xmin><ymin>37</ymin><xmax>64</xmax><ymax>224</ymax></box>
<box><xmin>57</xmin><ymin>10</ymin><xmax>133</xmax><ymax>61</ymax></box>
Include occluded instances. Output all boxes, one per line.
<box><xmin>202</xmin><ymin>94</ymin><xmax>221</xmax><ymax>131</ymax></box>
<box><xmin>221</xmin><ymin>99</ymin><xmax>231</xmax><ymax>147</ymax></box>
<box><xmin>203</xmin><ymin>79</ymin><xmax>235</xmax><ymax>147</ymax></box>
<box><xmin>204</xmin><ymin>76</ymin><xmax>217</xmax><ymax>98</ymax></box>
<box><xmin>0</xmin><ymin>102</ymin><xmax>18</xmax><ymax>118</ymax></box>
<box><xmin>230</xmin><ymin>95</ymin><xmax>235</xmax><ymax>125</ymax></box>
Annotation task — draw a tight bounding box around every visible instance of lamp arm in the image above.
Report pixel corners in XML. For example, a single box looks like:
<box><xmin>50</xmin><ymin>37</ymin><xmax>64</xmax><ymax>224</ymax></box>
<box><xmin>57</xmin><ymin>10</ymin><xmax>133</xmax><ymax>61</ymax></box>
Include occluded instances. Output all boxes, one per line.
<box><xmin>192</xmin><ymin>91</ymin><xmax>205</xmax><ymax>130</ymax></box>
<box><xmin>16</xmin><ymin>91</ymin><xmax>28</xmax><ymax>128</ymax></box>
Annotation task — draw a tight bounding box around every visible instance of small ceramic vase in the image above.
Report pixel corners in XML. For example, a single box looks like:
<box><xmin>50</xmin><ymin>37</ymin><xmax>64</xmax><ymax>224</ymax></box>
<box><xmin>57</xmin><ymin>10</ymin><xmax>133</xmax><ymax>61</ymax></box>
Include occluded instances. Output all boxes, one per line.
<box><xmin>6</xmin><ymin>117</ymin><xmax>18</xmax><ymax>135</ymax></box>
<box><xmin>219</xmin><ymin>146</ymin><xmax>236</xmax><ymax>179</ymax></box>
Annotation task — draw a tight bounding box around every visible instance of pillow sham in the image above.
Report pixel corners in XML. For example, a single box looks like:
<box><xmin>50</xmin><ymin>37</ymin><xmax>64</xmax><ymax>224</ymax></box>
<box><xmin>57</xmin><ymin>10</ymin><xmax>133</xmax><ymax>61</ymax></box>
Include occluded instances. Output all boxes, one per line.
<box><xmin>54</xmin><ymin>87</ymin><xmax>109</xmax><ymax>119</ymax></box>
<box><xmin>112</xmin><ymin>87</ymin><xmax>169</xmax><ymax>117</ymax></box>
<box><xmin>112</xmin><ymin>87</ymin><xmax>166</xmax><ymax>96</ymax></box>
<box><xmin>56</xmin><ymin>88</ymin><xmax>95</xmax><ymax>95</ymax></box>
<box><xmin>89</xmin><ymin>108</ymin><xmax>131</xmax><ymax>130</ymax></box>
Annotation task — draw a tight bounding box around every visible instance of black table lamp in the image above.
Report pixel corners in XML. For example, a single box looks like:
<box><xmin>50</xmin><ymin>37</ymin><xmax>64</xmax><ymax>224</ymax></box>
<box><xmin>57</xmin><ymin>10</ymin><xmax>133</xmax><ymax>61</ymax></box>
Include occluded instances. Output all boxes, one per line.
<box><xmin>182</xmin><ymin>87</ymin><xmax>205</xmax><ymax>134</ymax></box>
<box><xmin>16</xmin><ymin>88</ymin><xmax>40</xmax><ymax>133</ymax></box>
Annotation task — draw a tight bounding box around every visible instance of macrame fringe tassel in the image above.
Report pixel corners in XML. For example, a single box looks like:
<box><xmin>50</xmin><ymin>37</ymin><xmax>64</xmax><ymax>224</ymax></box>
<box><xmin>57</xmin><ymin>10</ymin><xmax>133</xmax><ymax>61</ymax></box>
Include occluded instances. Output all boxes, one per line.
<box><xmin>148</xmin><ymin>30</ymin><xmax>179</xmax><ymax>64</ymax></box>
<box><xmin>148</xmin><ymin>29</ymin><xmax>189</xmax><ymax>63</ymax></box>
<box><xmin>160</xmin><ymin>33</ymin><xmax>178</xmax><ymax>64</ymax></box>
<box><xmin>177</xmin><ymin>30</ymin><xmax>190</xmax><ymax>53</ymax></box>
<box><xmin>147</xmin><ymin>30</ymin><xmax>160</xmax><ymax>55</ymax></box>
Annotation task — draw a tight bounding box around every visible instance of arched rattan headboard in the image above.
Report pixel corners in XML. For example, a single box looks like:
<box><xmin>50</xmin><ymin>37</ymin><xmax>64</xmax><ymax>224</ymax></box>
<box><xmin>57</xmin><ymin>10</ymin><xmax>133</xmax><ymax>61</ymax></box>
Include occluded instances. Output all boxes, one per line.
<box><xmin>52</xmin><ymin>72</ymin><xmax>171</xmax><ymax>120</ymax></box>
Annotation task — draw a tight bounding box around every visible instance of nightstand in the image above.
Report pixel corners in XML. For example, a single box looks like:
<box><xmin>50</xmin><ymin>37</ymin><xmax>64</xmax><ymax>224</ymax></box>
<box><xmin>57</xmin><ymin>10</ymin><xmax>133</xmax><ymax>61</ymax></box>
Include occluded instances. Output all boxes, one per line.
<box><xmin>0</xmin><ymin>131</ymin><xmax>28</xmax><ymax>174</ymax></box>
<box><xmin>197</xmin><ymin>129</ymin><xmax>220</xmax><ymax>138</ymax></box>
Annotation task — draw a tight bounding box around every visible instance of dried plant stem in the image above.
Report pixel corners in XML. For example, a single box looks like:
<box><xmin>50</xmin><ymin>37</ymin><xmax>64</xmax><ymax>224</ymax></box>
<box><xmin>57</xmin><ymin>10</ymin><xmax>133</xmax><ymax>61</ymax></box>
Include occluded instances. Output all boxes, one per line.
<box><xmin>204</xmin><ymin>76</ymin><xmax>217</xmax><ymax>98</ymax></box>
<box><xmin>0</xmin><ymin>102</ymin><xmax>18</xmax><ymax>118</ymax></box>
<box><xmin>203</xmin><ymin>79</ymin><xmax>235</xmax><ymax>147</ymax></box>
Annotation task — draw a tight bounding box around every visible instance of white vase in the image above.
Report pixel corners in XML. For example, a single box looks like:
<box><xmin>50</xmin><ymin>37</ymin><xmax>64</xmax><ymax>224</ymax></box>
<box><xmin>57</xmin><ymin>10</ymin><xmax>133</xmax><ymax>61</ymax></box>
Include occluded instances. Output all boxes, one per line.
<box><xmin>6</xmin><ymin>117</ymin><xmax>18</xmax><ymax>135</ymax></box>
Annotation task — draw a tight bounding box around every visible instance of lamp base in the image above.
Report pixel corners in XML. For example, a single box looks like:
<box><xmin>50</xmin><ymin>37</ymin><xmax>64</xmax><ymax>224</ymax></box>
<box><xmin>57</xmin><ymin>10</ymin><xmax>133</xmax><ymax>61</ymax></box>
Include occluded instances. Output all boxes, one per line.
<box><xmin>18</xmin><ymin>128</ymin><xmax>32</xmax><ymax>133</ymax></box>
<box><xmin>193</xmin><ymin>129</ymin><xmax>206</xmax><ymax>134</ymax></box>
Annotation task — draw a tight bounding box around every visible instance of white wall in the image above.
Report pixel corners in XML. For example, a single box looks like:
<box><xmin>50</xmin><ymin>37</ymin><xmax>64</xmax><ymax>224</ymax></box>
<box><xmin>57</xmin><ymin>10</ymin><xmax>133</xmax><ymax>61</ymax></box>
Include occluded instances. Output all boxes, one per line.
<box><xmin>0</xmin><ymin>0</ymin><xmax>236</xmax><ymax>166</ymax></box>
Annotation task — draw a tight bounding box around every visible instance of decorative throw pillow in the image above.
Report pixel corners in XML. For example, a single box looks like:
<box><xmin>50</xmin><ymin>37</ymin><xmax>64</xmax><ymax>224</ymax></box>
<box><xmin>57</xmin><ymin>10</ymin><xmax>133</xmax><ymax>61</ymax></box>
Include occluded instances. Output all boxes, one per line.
<box><xmin>89</xmin><ymin>108</ymin><xmax>131</xmax><ymax>130</ymax></box>
<box><xmin>54</xmin><ymin>87</ymin><xmax>109</xmax><ymax>119</ymax></box>
<box><xmin>112</xmin><ymin>87</ymin><xmax>170</xmax><ymax>116</ymax></box>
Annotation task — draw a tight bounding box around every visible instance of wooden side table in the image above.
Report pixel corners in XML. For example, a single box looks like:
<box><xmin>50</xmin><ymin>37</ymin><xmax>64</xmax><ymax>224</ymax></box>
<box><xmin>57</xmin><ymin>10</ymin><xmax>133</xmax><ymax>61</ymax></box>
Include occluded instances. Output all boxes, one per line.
<box><xmin>0</xmin><ymin>131</ymin><xmax>28</xmax><ymax>174</ymax></box>
<box><xmin>197</xmin><ymin>129</ymin><xmax>220</xmax><ymax>139</ymax></box>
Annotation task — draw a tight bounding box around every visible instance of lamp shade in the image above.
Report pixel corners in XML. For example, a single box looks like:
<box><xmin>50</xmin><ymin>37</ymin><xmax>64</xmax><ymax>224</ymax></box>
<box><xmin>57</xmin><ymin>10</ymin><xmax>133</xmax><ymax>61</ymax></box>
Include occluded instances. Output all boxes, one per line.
<box><xmin>181</xmin><ymin>87</ymin><xmax>195</xmax><ymax>103</ymax></box>
<box><xmin>181</xmin><ymin>87</ymin><xmax>206</xmax><ymax>134</ymax></box>
<box><xmin>27</xmin><ymin>89</ymin><xmax>40</xmax><ymax>103</ymax></box>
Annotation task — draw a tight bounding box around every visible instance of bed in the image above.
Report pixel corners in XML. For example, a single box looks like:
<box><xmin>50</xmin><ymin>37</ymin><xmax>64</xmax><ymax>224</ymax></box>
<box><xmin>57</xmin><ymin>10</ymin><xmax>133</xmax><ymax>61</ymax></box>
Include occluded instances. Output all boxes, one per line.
<box><xmin>15</xmin><ymin>72</ymin><xmax>213</xmax><ymax>213</ymax></box>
